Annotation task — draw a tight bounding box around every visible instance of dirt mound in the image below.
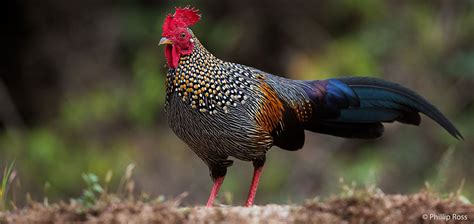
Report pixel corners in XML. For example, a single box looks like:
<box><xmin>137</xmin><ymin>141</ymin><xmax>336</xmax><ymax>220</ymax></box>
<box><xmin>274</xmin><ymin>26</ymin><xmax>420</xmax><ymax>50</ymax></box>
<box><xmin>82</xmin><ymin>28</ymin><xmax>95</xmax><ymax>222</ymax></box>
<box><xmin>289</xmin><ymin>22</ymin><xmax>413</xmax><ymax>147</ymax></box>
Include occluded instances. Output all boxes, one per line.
<box><xmin>1</xmin><ymin>191</ymin><xmax>473</xmax><ymax>223</ymax></box>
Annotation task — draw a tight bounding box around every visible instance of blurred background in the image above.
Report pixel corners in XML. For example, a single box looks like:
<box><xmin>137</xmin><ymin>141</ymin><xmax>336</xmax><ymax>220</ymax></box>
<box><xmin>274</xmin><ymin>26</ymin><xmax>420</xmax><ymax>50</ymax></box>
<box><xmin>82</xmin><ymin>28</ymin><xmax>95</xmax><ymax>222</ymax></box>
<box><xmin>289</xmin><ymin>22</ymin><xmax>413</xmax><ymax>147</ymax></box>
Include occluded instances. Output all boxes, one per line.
<box><xmin>1</xmin><ymin>0</ymin><xmax>473</xmax><ymax>206</ymax></box>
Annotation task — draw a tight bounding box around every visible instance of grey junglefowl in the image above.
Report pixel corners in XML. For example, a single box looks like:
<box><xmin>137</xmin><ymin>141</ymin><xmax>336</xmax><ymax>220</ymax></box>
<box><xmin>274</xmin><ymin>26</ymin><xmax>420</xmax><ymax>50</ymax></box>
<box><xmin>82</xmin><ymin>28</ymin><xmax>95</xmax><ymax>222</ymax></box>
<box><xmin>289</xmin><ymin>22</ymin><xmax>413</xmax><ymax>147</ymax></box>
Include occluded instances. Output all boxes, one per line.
<box><xmin>158</xmin><ymin>7</ymin><xmax>463</xmax><ymax>207</ymax></box>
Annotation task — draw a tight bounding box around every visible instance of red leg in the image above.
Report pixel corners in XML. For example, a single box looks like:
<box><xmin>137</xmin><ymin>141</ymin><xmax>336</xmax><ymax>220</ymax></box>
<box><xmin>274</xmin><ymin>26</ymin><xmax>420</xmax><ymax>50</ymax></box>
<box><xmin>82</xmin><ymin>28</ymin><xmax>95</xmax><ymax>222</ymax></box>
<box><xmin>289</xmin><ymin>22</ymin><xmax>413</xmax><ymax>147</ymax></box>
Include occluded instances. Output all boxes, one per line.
<box><xmin>206</xmin><ymin>176</ymin><xmax>225</xmax><ymax>207</ymax></box>
<box><xmin>245</xmin><ymin>163</ymin><xmax>264</xmax><ymax>207</ymax></box>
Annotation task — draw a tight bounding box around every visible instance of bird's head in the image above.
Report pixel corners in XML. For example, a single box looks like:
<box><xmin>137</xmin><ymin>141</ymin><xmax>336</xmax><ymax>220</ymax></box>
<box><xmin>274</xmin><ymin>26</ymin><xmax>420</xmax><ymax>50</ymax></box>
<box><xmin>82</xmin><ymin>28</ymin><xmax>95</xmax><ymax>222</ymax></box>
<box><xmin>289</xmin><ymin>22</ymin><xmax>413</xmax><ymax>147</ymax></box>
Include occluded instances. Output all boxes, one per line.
<box><xmin>159</xmin><ymin>7</ymin><xmax>201</xmax><ymax>69</ymax></box>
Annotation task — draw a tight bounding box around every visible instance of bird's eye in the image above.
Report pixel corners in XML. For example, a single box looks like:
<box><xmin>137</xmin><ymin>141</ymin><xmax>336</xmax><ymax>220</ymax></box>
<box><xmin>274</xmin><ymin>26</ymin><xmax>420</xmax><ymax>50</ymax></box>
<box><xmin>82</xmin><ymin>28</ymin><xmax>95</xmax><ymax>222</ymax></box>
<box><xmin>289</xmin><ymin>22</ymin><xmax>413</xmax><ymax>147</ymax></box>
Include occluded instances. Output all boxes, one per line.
<box><xmin>180</xmin><ymin>33</ymin><xmax>186</xmax><ymax>38</ymax></box>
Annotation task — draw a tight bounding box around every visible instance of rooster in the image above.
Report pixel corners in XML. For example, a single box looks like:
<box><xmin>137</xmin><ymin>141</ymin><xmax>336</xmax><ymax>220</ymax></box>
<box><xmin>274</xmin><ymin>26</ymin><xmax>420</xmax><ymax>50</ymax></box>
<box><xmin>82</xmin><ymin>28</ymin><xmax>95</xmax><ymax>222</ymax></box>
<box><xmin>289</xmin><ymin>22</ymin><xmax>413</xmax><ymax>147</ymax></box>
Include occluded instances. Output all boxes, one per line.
<box><xmin>158</xmin><ymin>7</ymin><xmax>462</xmax><ymax>207</ymax></box>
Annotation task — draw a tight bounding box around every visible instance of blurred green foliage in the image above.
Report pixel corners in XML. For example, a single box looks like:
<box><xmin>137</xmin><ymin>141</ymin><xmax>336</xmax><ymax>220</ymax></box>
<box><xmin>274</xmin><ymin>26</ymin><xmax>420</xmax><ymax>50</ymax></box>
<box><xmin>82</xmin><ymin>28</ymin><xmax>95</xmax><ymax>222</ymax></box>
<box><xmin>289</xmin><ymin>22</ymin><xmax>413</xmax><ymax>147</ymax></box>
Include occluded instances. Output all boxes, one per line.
<box><xmin>0</xmin><ymin>0</ymin><xmax>473</xmax><ymax>206</ymax></box>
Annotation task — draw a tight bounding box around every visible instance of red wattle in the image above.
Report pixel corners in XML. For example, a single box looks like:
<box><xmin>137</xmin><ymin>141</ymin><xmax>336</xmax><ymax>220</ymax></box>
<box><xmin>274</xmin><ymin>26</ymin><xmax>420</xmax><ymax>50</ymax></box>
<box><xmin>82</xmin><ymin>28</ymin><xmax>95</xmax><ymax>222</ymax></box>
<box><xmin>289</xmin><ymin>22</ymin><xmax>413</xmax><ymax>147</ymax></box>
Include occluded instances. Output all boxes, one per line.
<box><xmin>171</xmin><ymin>45</ymin><xmax>180</xmax><ymax>68</ymax></box>
<box><xmin>165</xmin><ymin>45</ymin><xmax>181</xmax><ymax>68</ymax></box>
<box><xmin>165</xmin><ymin>45</ymin><xmax>173</xmax><ymax>67</ymax></box>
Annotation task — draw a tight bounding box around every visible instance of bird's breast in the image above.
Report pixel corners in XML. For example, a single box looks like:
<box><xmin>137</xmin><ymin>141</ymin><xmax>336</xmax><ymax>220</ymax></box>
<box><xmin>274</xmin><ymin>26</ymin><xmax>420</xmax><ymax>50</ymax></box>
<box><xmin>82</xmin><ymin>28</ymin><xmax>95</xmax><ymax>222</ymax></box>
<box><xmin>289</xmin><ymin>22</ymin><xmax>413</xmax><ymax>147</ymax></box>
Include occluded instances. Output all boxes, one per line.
<box><xmin>165</xmin><ymin>92</ymin><xmax>272</xmax><ymax>161</ymax></box>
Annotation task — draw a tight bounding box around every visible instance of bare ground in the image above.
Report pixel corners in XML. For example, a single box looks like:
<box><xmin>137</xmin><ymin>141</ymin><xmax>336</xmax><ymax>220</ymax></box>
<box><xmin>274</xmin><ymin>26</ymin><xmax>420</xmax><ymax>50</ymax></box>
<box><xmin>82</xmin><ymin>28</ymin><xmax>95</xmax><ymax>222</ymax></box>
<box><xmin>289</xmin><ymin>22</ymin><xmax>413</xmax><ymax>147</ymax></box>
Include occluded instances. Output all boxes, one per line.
<box><xmin>1</xmin><ymin>191</ymin><xmax>474</xmax><ymax>223</ymax></box>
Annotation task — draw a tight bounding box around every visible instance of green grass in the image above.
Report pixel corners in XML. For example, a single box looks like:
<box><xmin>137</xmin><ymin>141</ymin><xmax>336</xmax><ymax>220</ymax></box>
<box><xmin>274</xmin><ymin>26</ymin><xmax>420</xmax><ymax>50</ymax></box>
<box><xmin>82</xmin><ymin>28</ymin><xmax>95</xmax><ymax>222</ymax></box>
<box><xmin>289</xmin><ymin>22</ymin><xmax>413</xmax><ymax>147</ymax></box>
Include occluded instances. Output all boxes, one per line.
<box><xmin>0</xmin><ymin>161</ymin><xmax>15</xmax><ymax>211</ymax></box>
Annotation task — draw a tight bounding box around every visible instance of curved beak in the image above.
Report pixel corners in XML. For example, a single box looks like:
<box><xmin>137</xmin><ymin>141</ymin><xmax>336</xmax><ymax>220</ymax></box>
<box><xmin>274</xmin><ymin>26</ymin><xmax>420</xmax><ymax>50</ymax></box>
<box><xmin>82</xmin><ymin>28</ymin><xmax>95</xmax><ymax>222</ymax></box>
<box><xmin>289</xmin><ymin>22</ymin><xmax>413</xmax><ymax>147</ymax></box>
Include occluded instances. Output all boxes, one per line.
<box><xmin>159</xmin><ymin>37</ymin><xmax>172</xmax><ymax>46</ymax></box>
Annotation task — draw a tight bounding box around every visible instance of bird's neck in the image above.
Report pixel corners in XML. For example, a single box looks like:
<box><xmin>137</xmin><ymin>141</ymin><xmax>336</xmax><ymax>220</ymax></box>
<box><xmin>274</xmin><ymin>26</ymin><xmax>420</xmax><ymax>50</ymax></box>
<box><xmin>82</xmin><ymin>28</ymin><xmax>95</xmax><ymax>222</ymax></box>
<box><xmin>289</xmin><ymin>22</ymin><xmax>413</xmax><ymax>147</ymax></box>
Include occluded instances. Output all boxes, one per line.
<box><xmin>165</xmin><ymin>37</ymin><xmax>230</xmax><ymax>113</ymax></box>
<box><xmin>179</xmin><ymin>38</ymin><xmax>221</xmax><ymax>69</ymax></box>
<box><xmin>167</xmin><ymin>36</ymin><xmax>225</xmax><ymax>88</ymax></box>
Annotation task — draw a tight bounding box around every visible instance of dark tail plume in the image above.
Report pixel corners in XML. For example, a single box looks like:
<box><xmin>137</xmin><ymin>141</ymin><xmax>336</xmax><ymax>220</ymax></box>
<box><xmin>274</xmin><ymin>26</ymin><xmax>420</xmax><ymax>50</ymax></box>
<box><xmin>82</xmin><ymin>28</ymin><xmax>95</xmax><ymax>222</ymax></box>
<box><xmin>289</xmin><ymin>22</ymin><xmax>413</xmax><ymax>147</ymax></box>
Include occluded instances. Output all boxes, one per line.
<box><xmin>301</xmin><ymin>77</ymin><xmax>463</xmax><ymax>140</ymax></box>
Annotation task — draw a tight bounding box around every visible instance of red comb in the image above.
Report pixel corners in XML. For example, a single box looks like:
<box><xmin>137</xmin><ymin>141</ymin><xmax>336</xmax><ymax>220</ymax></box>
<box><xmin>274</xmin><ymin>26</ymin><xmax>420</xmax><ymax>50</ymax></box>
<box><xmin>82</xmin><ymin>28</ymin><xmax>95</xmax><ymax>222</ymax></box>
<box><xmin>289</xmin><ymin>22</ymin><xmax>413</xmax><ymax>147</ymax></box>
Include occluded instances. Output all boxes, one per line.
<box><xmin>163</xmin><ymin>7</ymin><xmax>201</xmax><ymax>36</ymax></box>
<box><xmin>174</xmin><ymin>7</ymin><xmax>200</xmax><ymax>27</ymax></box>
